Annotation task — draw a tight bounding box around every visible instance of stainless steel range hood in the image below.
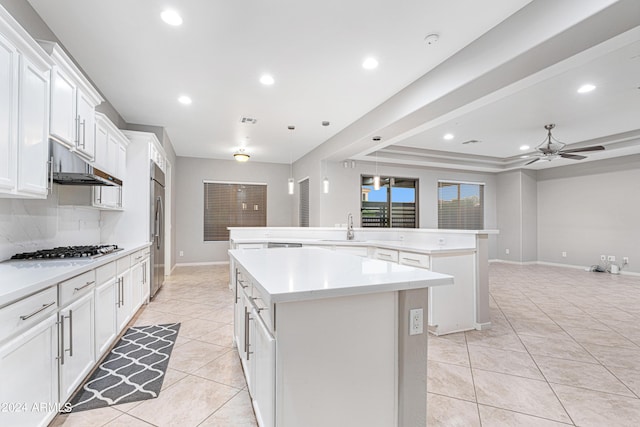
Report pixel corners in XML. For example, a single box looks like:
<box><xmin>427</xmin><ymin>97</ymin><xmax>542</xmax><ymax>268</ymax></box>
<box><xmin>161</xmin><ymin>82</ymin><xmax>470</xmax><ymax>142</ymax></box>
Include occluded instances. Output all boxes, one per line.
<box><xmin>50</xmin><ymin>140</ymin><xmax>122</xmax><ymax>186</ymax></box>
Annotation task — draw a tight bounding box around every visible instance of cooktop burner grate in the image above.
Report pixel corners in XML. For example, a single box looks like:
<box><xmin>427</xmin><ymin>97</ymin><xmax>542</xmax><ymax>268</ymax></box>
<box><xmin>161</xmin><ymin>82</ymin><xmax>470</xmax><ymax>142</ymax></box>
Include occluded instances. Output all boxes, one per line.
<box><xmin>11</xmin><ymin>245</ymin><xmax>121</xmax><ymax>260</ymax></box>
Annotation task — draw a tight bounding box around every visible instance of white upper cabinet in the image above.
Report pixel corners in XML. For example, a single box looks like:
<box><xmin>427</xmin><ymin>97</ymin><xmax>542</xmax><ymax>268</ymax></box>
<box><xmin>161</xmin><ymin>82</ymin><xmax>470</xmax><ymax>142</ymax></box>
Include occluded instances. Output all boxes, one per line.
<box><xmin>38</xmin><ymin>40</ymin><xmax>103</xmax><ymax>161</ymax></box>
<box><xmin>0</xmin><ymin>32</ymin><xmax>18</xmax><ymax>192</ymax></box>
<box><xmin>0</xmin><ymin>6</ymin><xmax>52</xmax><ymax>199</ymax></box>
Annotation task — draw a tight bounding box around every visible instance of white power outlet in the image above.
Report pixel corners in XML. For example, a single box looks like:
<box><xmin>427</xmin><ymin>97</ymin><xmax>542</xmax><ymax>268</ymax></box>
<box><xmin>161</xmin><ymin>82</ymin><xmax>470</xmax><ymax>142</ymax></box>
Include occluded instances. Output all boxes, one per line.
<box><xmin>562</xmin><ymin>251</ymin><xmax>567</xmax><ymax>258</ymax></box>
<box><xmin>623</xmin><ymin>257</ymin><xmax>629</xmax><ymax>265</ymax></box>
<box><xmin>600</xmin><ymin>255</ymin><xmax>606</xmax><ymax>261</ymax></box>
<box><xmin>608</xmin><ymin>255</ymin><xmax>616</xmax><ymax>262</ymax></box>
<box><xmin>179</xmin><ymin>251</ymin><xmax>184</xmax><ymax>257</ymax></box>
<box><xmin>409</xmin><ymin>308</ymin><xmax>423</xmax><ymax>336</ymax></box>
<box><xmin>505</xmin><ymin>248</ymin><xmax>510</xmax><ymax>254</ymax></box>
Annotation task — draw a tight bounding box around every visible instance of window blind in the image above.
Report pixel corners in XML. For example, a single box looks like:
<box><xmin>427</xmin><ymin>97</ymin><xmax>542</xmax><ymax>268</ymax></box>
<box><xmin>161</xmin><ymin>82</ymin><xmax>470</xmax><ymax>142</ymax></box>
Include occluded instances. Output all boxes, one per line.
<box><xmin>438</xmin><ymin>182</ymin><xmax>484</xmax><ymax>230</ymax></box>
<box><xmin>204</xmin><ymin>182</ymin><xmax>267</xmax><ymax>241</ymax></box>
<box><xmin>299</xmin><ymin>178</ymin><xmax>309</xmax><ymax>227</ymax></box>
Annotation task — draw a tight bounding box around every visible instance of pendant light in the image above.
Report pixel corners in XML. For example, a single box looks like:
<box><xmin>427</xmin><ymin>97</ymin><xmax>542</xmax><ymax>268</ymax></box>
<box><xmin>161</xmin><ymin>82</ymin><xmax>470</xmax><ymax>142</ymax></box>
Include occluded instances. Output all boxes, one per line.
<box><xmin>321</xmin><ymin>121</ymin><xmax>330</xmax><ymax>194</ymax></box>
<box><xmin>288</xmin><ymin>126</ymin><xmax>295</xmax><ymax>195</ymax></box>
<box><xmin>373</xmin><ymin>136</ymin><xmax>381</xmax><ymax>191</ymax></box>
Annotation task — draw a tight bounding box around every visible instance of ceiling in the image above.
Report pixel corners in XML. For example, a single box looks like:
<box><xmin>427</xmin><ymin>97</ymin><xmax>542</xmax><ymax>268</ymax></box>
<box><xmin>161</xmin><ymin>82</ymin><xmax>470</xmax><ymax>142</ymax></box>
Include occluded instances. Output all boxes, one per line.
<box><xmin>25</xmin><ymin>0</ymin><xmax>640</xmax><ymax>172</ymax></box>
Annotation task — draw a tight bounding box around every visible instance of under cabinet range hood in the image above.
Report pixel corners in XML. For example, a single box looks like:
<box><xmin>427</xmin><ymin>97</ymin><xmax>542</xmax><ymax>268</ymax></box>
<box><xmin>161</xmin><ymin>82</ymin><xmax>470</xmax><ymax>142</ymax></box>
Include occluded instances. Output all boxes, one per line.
<box><xmin>50</xmin><ymin>140</ymin><xmax>122</xmax><ymax>186</ymax></box>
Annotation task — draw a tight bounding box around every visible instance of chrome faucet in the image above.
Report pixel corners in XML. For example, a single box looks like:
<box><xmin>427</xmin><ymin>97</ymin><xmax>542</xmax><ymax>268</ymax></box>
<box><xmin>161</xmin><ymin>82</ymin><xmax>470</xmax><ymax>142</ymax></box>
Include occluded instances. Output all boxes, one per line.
<box><xmin>347</xmin><ymin>213</ymin><xmax>355</xmax><ymax>241</ymax></box>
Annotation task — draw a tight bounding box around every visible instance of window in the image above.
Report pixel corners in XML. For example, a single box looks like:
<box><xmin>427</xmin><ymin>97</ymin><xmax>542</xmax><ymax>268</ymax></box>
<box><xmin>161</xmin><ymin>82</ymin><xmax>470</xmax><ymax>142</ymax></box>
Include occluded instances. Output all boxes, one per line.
<box><xmin>204</xmin><ymin>182</ymin><xmax>267</xmax><ymax>241</ymax></box>
<box><xmin>361</xmin><ymin>176</ymin><xmax>418</xmax><ymax>228</ymax></box>
<box><xmin>299</xmin><ymin>178</ymin><xmax>309</xmax><ymax>227</ymax></box>
<box><xmin>438</xmin><ymin>181</ymin><xmax>484</xmax><ymax>230</ymax></box>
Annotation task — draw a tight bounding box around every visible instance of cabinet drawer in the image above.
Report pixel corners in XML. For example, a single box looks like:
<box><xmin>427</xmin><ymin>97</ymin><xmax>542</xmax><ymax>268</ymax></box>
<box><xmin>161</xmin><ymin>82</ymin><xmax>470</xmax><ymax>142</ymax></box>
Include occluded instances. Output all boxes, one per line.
<box><xmin>334</xmin><ymin>245</ymin><xmax>368</xmax><ymax>257</ymax></box>
<box><xmin>131</xmin><ymin>250</ymin><xmax>145</xmax><ymax>265</ymax></box>
<box><xmin>399</xmin><ymin>251</ymin><xmax>430</xmax><ymax>269</ymax></box>
<box><xmin>237</xmin><ymin>243</ymin><xmax>265</xmax><ymax>250</ymax></box>
<box><xmin>374</xmin><ymin>248</ymin><xmax>399</xmax><ymax>263</ymax></box>
<box><xmin>117</xmin><ymin>255</ymin><xmax>130</xmax><ymax>274</ymax></box>
<box><xmin>59</xmin><ymin>270</ymin><xmax>96</xmax><ymax>306</ymax></box>
<box><xmin>96</xmin><ymin>261</ymin><xmax>116</xmax><ymax>285</ymax></box>
<box><xmin>0</xmin><ymin>287</ymin><xmax>57</xmax><ymax>342</ymax></box>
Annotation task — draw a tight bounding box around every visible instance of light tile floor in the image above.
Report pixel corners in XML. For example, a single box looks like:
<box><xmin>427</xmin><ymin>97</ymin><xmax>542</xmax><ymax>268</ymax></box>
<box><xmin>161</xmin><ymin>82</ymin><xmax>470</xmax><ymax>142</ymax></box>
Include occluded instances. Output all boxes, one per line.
<box><xmin>51</xmin><ymin>263</ymin><xmax>640</xmax><ymax>426</ymax></box>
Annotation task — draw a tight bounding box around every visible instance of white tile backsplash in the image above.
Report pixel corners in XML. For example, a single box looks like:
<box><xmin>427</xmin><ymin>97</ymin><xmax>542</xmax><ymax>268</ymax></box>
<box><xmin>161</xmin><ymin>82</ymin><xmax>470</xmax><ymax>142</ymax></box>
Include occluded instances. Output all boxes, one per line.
<box><xmin>0</xmin><ymin>193</ymin><xmax>101</xmax><ymax>261</ymax></box>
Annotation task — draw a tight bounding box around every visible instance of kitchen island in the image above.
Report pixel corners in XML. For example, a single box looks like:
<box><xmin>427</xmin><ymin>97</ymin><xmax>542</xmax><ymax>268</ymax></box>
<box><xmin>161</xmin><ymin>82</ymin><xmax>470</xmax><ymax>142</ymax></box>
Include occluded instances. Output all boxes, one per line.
<box><xmin>229</xmin><ymin>227</ymin><xmax>498</xmax><ymax>335</ymax></box>
<box><xmin>229</xmin><ymin>247</ymin><xmax>453</xmax><ymax>427</ymax></box>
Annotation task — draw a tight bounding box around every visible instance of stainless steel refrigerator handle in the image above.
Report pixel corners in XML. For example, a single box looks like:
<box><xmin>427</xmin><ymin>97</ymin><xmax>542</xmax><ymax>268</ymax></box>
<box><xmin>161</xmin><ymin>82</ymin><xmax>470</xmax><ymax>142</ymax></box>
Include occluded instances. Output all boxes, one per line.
<box><xmin>156</xmin><ymin>196</ymin><xmax>164</xmax><ymax>250</ymax></box>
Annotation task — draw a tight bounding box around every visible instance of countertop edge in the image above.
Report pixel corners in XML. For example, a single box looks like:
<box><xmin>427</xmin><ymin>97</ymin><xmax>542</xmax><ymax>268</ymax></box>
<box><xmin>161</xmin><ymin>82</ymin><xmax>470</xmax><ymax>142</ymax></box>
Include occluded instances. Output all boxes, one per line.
<box><xmin>0</xmin><ymin>242</ymin><xmax>152</xmax><ymax>308</ymax></box>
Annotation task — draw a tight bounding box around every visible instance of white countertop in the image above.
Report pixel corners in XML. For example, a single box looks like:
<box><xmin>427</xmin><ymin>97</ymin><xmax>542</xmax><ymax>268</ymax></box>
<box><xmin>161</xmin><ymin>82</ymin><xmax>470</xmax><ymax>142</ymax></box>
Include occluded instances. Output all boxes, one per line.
<box><xmin>229</xmin><ymin>247</ymin><xmax>453</xmax><ymax>303</ymax></box>
<box><xmin>231</xmin><ymin>237</ymin><xmax>475</xmax><ymax>255</ymax></box>
<box><xmin>0</xmin><ymin>243</ymin><xmax>151</xmax><ymax>308</ymax></box>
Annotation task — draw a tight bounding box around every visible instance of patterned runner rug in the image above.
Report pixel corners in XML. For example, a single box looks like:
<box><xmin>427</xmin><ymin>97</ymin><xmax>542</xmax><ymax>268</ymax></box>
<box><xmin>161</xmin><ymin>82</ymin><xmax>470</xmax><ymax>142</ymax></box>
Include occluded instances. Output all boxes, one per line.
<box><xmin>68</xmin><ymin>323</ymin><xmax>181</xmax><ymax>412</ymax></box>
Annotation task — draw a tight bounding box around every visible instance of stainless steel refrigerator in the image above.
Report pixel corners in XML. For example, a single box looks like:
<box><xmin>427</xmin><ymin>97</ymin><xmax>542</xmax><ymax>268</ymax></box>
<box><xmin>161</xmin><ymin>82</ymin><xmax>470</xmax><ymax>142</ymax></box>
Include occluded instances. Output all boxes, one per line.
<box><xmin>150</xmin><ymin>162</ymin><xmax>165</xmax><ymax>298</ymax></box>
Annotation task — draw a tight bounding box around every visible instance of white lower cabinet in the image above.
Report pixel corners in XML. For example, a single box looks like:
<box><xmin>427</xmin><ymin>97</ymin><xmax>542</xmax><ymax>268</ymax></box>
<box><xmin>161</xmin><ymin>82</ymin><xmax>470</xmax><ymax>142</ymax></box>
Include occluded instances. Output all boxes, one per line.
<box><xmin>95</xmin><ymin>262</ymin><xmax>118</xmax><ymax>358</ymax></box>
<box><xmin>0</xmin><ymin>313</ymin><xmax>59</xmax><ymax>427</ymax></box>
<box><xmin>250</xmin><ymin>308</ymin><xmax>275</xmax><ymax>427</ymax></box>
<box><xmin>116</xmin><ymin>269</ymin><xmax>133</xmax><ymax>332</ymax></box>
<box><xmin>58</xmin><ymin>291</ymin><xmax>95</xmax><ymax>403</ymax></box>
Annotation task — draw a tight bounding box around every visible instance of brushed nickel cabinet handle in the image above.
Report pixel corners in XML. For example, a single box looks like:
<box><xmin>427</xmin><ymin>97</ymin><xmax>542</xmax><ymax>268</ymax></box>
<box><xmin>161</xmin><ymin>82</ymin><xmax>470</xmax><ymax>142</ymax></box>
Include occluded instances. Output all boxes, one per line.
<box><xmin>19</xmin><ymin>301</ymin><xmax>56</xmax><ymax>320</ymax></box>
<box><xmin>74</xmin><ymin>281</ymin><xmax>95</xmax><ymax>292</ymax></box>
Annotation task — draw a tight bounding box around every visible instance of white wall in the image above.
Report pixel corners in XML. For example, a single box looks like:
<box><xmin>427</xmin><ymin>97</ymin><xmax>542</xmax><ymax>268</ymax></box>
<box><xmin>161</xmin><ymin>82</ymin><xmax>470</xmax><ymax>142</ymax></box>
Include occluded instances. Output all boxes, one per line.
<box><xmin>495</xmin><ymin>170</ymin><xmax>537</xmax><ymax>263</ymax></box>
<box><xmin>175</xmin><ymin>156</ymin><xmax>294</xmax><ymax>264</ymax></box>
<box><xmin>537</xmin><ymin>155</ymin><xmax>640</xmax><ymax>273</ymax></box>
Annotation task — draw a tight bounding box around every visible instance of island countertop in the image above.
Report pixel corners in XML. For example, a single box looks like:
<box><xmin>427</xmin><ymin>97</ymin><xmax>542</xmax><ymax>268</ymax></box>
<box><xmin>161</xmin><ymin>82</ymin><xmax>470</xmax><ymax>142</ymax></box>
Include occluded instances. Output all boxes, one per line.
<box><xmin>229</xmin><ymin>246</ymin><xmax>453</xmax><ymax>303</ymax></box>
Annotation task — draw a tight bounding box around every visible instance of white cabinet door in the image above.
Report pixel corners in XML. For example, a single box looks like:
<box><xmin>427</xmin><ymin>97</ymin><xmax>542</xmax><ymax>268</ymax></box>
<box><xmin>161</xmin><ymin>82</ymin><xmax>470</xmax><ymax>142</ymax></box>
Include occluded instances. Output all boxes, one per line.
<box><xmin>0</xmin><ymin>33</ymin><xmax>18</xmax><ymax>191</ymax></box>
<box><xmin>75</xmin><ymin>89</ymin><xmax>95</xmax><ymax>160</ymax></box>
<box><xmin>130</xmin><ymin>261</ymin><xmax>143</xmax><ymax>312</ymax></box>
<box><xmin>107</xmin><ymin>133</ymin><xmax>119</xmax><ymax>175</ymax></box>
<box><xmin>94</xmin><ymin>120</ymin><xmax>109</xmax><ymax>171</ymax></box>
<box><xmin>0</xmin><ymin>314</ymin><xmax>59</xmax><ymax>427</ymax></box>
<box><xmin>59</xmin><ymin>291</ymin><xmax>95</xmax><ymax>403</ymax></box>
<box><xmin>117</xmin><ymin>142</ymin><xmax>126</xmax><ymax>180</ymax></box>
<box><xmin>49</xmin><ymin>67</ymin><xmax>76</xmax><ymax>147</ymax></box>
<box><xmin>116</xmin><ymin>270</ymin><xmax>133</xmax><ymax>332</ymax></box>
<box><xmin>95</xmin><ymin>278</ymin><xmax>117</xmax><ymax>358</ymax></box>
<box><xmin>17</xmin><ymin>56</ymin><xmax>49</xmax><ymax>197</ymax></box>
<box><xmin>251</xmin><ymin>309</ymin><xmax>275</xmax><ymax>427</ymax></box>
<box><xmin>141</xmin><ymin>257</ymin><xmax>150</xmax><ymax>303</ymax></box>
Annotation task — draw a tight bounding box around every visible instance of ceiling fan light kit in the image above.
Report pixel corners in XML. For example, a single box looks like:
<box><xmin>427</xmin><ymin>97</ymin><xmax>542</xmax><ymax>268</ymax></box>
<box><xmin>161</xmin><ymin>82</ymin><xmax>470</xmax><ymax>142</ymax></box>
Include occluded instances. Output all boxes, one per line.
<box><xmin>525</xmin><ymin>124</ymin><xmax>605</xmax><ymax>166</ymax></box>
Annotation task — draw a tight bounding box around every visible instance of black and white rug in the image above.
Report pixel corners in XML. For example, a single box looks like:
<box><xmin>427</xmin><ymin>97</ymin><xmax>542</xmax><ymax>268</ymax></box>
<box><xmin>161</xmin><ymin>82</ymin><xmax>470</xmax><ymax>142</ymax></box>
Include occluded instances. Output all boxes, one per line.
<box><xmin>68</xmin><ymin>323</ymin><xmax>181</xmax><ymax>412</ymax></box>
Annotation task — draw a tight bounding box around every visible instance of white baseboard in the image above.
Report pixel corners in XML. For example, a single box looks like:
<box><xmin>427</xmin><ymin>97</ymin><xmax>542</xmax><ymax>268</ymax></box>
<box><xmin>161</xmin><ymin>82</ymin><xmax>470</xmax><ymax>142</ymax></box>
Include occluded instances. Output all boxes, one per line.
<box><xmin>175</xmin><ymin>261</ymin><xmax>230</xmax><ymax>267</ymax></box>
<box><xmin>492</xmin><ymin>259</ymin><xmax>640</xmax><ymax>277</ymax></box>
<box><xmin>490</xmin><ymin>259</ymin><xmax>537</xmax><ymax>265</ymax></box>
<box><xmin>474</xmin><ymin>322</ymin><xmax>492</xmax><ymax>331</ymax></box>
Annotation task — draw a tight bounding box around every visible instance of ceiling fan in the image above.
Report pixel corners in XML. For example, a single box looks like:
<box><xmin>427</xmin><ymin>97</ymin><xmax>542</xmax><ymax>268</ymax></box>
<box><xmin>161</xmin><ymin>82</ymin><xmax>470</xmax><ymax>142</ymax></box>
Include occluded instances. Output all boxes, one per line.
<box><xmin>525</xmin><ymin>124</ymin><xmax>605</xmax><ymax>165</ymax></box>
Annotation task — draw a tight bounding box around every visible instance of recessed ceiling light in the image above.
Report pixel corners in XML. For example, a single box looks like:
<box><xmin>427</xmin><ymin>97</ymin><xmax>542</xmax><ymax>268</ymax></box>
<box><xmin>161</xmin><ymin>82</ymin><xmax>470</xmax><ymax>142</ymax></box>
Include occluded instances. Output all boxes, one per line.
<box><xmin>260</xmin><ymin>74</ymin><xmax>275</xmax><ymax>85</ymax></box>
<box><xmin>161</xmin><ymin>10</ymin><xmax>183</xmax><ymax>26</ymax></box>
<box><xmin>362</xmin><ymin>57</ymin><xmax>379</xmax><ymax>70</ymax></box>
<box><xmin>443</xmin><ymin>133</ymin><xmax>454</xmax><ymax>140</ymax></box>
<box><xmin>519</xmin><ymin>145</ymin><xmax>530</xmax><ymax>151</ymax></box>
<box><xmin>178</xmin><ymin>95</ymin><xmax>192</xmax><ymax>105</ymax></box>
<box><xmin>577</xmin><ymin>83</ymin><xmax>596</xmax><ymax>93</ymax></box>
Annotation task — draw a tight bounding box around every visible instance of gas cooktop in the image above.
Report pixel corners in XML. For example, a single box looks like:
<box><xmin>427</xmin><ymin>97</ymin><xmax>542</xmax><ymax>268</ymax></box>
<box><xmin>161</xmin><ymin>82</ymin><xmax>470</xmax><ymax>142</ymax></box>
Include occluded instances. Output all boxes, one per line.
<box><xmin>11</xmin><ymin>245</ymin><xmax>122</xmax><ymax>260</ymax></box>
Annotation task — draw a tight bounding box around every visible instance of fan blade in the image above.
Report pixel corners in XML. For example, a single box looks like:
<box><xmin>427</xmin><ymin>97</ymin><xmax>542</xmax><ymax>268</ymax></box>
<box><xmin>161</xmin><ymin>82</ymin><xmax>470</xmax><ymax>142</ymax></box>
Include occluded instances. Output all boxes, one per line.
<box><xmin>525</xmin><ymin>157</ymin><xmax>540</xmax><ymax>165</ymax></box>
<box><xmin>560</xmin><ymin>153</ymin><xmax>587</xmax><ymax>160</ymax></box>
<box><xmin>561</xmin><ymin>145</ymin><xmax>605</xmax><ymax>154</ymax></box>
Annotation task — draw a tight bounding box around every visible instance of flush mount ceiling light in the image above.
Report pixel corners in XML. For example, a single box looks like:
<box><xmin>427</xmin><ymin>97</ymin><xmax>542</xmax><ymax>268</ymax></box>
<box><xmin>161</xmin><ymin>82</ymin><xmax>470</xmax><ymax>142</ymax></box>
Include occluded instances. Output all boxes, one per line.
<box><xmin>259</xmin><ymin>74</ymin><xmax>275</xmax><ymax>85</ymax></box>
<box><xmin>178</xmin><ymin>95</ymin><xmax>192</xmax><ymax>105</ymax></box>
<box><xmin>443</xmin><ymin>133</ymin><xmax>454</xmax><ymax>140</ymax></box>
<box><xmin>233</xmin><ymin>149</ymin><xmax>250</xmax><ymax>162</ymax></box>
<box><xmin>160</xmin><ymin>10</ymin><xmax>183</xmax><ymax>26</ymax></box>
<box><xmin>577</xmin><ymin>83</ymin><xmax>596</xmax><ymax>93</ymax></box>
<box><xmin>519</xmin><ymin>145</ymin><xmax>530</xmax><ymax>151</ymax></box>
<box><xmin>362</xmin><ymin>57</ymin><xmax>379</xmax><ymax>70</ymax></box>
